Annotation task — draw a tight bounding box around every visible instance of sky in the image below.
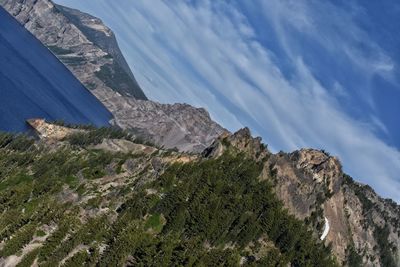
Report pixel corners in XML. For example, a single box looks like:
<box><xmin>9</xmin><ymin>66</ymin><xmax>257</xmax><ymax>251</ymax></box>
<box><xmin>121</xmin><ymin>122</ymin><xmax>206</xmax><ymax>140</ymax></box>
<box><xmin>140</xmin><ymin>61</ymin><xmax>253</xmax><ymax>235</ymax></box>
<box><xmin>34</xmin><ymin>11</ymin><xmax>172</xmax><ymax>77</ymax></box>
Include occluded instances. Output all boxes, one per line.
<box><xmin>55</xmin><ymin>0</ymin><xmax>400</xmax><ymax>202</ymax></box>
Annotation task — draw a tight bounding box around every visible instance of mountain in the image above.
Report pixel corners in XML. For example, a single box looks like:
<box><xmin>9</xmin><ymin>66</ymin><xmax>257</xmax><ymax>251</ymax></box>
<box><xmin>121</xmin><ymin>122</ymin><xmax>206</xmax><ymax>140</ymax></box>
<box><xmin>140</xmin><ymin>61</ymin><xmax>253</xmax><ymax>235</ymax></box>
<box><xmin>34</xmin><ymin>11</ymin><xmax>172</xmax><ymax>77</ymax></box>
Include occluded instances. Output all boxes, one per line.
<box><xmin>0</xmin><ymin>124</ymin><xmax>337</xmax><ymax>267</ymax></box>
<box><xmin>205</xmin><ymin>128</ymin><xmax>400</xmax><ymax>266</ymax></box>
<box><xmin>0</xmin><ymin>123</ymin><xmax>398</xmax><ymax>266</ymax></box>
<box><xmin>0</xmin><ymin>0</ymin><xmax>146</xmax><ymax>100</ymax></box>
<box><xmin>0</xmin><ymin>0</ymin><xmax>226</xmax><ymax>152</ymax></box>
<box><xmin>0</xmin><ymin>1</ymin><xmax>398</xmax><ymax>266</ymax></box>
<box><xmin>53</xmin><ymin>4</ymin><xmax>142</xmax><ymax>95</ymax></box>
<box><xmin>0</xmin><ymin>7</ymin><xmax>111</xmax><ymax>132</ymax></box>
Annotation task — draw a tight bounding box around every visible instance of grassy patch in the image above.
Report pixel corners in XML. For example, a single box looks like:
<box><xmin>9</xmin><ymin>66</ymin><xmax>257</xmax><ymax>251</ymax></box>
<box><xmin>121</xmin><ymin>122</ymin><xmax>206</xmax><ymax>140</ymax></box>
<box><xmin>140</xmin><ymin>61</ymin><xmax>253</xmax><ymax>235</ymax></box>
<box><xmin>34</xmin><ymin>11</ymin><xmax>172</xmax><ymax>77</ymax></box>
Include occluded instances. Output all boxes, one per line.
<box><xmin>36</xmin><ymin>229</ymin><xmax>47</xmax><ymax>237</ymax></box>
<box><xmin>145</xmin><ymin>214</ymin><xmax>165</xmax><ymax>233</ymax></box>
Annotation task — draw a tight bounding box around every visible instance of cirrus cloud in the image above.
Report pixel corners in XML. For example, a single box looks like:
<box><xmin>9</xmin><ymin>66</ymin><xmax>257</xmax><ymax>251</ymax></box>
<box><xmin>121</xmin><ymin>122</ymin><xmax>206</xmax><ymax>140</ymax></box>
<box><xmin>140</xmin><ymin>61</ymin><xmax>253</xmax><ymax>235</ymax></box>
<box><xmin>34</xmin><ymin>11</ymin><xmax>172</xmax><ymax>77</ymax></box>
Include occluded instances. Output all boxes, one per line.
<box><xmin>56</xmin><ymin>0</ymin><xmax>400</xmax><ymax>201</ymax></box>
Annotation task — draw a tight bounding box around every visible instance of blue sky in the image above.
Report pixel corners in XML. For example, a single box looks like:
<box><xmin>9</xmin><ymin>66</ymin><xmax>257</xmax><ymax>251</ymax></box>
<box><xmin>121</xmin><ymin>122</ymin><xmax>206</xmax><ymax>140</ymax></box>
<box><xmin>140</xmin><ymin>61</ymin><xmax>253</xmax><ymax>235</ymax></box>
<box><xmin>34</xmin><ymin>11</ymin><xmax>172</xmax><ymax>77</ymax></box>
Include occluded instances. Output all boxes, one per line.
<box><xmin>55</xmin><ymin>0</ymin><xmax>400</xmax><ymax>201</ymax></box>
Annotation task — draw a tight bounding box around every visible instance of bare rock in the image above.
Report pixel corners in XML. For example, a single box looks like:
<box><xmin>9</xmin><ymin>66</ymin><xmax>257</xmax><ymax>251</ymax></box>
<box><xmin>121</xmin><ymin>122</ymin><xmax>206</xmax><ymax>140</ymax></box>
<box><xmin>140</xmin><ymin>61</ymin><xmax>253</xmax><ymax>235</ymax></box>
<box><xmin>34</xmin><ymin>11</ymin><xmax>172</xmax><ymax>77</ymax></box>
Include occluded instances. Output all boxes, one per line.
<box><xmin>27</xmin><ymin>118</ymin><xmax>82</xmax><ymax>140</ymax></box>
<box><xmin>203</xmin><ymin>128</ymin><xmax>400</xmax><ymax>266</ymax></box>
<box><xmin>0</xmin><ymin>0</ymin><xmax>225</xmax><ymax>153</ymax></box>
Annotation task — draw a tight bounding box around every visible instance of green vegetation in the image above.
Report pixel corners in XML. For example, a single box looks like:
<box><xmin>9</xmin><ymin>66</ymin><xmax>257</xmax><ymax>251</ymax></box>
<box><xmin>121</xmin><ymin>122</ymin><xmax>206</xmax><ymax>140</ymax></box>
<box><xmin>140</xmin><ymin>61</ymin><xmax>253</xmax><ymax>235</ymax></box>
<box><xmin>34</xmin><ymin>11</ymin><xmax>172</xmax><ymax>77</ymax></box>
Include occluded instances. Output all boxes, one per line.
<box><xmin>346</xmin><ymin>245</ymin><xmax>363</xmax><ymax>267</ymax></box>
<box><xmin>36</xmin><ymin>229</ymin><xmax>46</xmax><ymax>237</ymax></box>
<box><xmin>63</xmin><ymin>126</ymin><xmax>157</xmax><ymax>148</ymax></box>
<box><xmin>144</xmin><ymin>213</ymin><xmax>165</xmax><ymax>233</ymax></box>
<box><xmin>0</xmin><ymin>224</ymin><xmax>36</xmax><ymax>257</ymax></box>
<box><xmin>0</xmin><ymin>131</ymin><xmax>338</xmax><ymax>266</ymax></box>
<box><xmin>95</xmin><ymin>62</ymin><xmax>146</xmax><ymax>99</ymax></box>
<box><xmin>374</xmin><ymin>225</ymin><xmax>397</xmax><ymax>267</ymax></box>
<box><xmin>16</xmin><ymin>248</ymin><xmax>40</xmax><ymax>267</ymax></box>
<box><xmin>47</xmin><ymin>45</ymin><xmax>73</xmax><ymax>55</ymax></box>
<box><xmin>343</xmin><ymin>174</ymin><xmax>398</xmax><ymax>266</ymax></box>
<box><xmin>65</xmin><ymin>126</ymin><xmax>134</xmax><ymax>147</ymax></box>
<box><xmin>98</xmin><ymin>153</ymin><xmax>337</xmax><ymax>266</ymax></box>
<box><xmin>60</xmin><ymin>56</ymin><xmax>86</xmax><ymax>65</ymax></box>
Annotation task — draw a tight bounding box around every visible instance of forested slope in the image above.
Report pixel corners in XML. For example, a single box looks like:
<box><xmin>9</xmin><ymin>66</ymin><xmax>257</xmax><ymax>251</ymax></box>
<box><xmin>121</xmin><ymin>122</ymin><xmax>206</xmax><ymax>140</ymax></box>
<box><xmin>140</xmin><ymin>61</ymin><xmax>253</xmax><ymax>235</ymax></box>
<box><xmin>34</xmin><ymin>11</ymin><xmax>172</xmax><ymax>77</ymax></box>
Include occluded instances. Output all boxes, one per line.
<box><xmin>0</xmin><ymin>126</ymin><xmax>337</xmax><ymax>266</ymax></box>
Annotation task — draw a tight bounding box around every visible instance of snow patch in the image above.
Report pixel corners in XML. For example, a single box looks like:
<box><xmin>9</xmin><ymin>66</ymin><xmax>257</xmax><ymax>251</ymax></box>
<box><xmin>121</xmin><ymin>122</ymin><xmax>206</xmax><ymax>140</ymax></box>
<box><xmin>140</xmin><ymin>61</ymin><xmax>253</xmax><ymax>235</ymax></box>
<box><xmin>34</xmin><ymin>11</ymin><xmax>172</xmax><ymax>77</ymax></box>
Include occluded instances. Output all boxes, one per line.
<box><xmin>320</xmin><ymin>217</ymin><xmax>330</xmax><ymax>240</ymax></box>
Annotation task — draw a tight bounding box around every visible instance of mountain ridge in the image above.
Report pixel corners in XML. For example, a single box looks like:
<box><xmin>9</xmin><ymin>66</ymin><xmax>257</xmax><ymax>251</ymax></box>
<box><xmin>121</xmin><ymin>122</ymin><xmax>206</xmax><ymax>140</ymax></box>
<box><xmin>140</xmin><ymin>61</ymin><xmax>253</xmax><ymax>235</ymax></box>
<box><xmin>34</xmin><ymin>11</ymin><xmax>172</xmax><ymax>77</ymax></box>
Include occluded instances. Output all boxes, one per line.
<box><xmin>0</xmin><ymin>124</ymin><xmax>338</xmax><ymax>266</ymax></box>
<box><xmin>204</xmin><ymin>127</ymin><xmax>400</xmax><ymax>266</ymax></box>
<box><xmin>0</xmin><ymin>1</ymin><xmax>398</xmax><ymax>266</ymax></box>
<box><xmin>0</xmin><ymin>122</ymin><xmax>398</xmax><ymax>266</ymax></box>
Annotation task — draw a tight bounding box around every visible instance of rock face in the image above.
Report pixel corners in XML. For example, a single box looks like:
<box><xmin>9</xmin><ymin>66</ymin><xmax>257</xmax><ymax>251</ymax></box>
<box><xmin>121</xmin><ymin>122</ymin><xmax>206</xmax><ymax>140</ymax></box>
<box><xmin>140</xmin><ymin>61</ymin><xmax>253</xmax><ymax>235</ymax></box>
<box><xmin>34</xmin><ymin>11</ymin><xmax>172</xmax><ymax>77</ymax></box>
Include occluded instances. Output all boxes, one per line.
<box><xmin>54</xmin><ymin>4</ymin><xmax>146</xmax><ymax>100</ymax></box>
<box><xmin>0</xmin><ymin>0</ymin><xmax>226</xmax><ymax>152</ymax></box>
<box><xmin>0</xmin><ymin>0</ymin><xmax>146</xmax><ymax>100</ymax></box>
<box><xmin>27</xmin><ymin>119</ymin><xmax>82</xmax><ymax>140</ymax></box>
<box><xmin>203</xmin><ymin>127</ymin><xmax>268</xmax><ymax>160</ymax></box>
<box><xmin>206</xmin><ymin>129</ymin><xmax>400</xmax><ymax>267</ymax></box>
<box><xmin>95</xmin><ymin>89</ymin><xmax>226</xmax><ymax>152</ymax></box>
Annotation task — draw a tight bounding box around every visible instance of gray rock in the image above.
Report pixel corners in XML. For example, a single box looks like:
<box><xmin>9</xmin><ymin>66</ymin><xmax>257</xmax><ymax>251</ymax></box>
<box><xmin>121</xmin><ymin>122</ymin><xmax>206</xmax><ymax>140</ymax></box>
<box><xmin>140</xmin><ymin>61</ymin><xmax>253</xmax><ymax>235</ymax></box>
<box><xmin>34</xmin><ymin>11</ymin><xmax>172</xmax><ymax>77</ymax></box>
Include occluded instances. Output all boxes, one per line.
<box><xmin>1</xmin><ymin>0</ymin><xmax>226</xmax><ymax>152</ymax></box>
<box><xmin>210</xmin><ymin>128</ymin><xmax>400</xmax><ymax>267</ymax></box>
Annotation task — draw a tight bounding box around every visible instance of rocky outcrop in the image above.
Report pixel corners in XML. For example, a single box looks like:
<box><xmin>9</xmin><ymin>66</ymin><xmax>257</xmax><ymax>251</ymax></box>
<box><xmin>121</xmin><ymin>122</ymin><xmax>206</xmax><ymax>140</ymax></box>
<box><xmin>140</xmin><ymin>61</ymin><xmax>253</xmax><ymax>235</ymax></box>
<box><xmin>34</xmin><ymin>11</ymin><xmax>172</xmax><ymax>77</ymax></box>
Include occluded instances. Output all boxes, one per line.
<box><xmin>27</xmin><ymin>119</ymin><xmax>83</xmax><ymax>140</ymax></box>
<box><xmin>0</xmin><ymin>0</ymin><xmax>226</xmax><ymax>152</ymax></box>
<box><xmin>206</xmin><ymin>128</ymin><xmax>400</xmax><ymax>267</ymax></box>
<box><xmin>97</xmin><ymin>90</ymin><xmax>227</xmax><ymax>152</ymax></box>
<box><xmin>92</xmin><ymin>138</ymin><xmax>157</xmax><ymax>155</ymax></box>
<box><xmin>269</xmin><ymin>148</ymin><xmax>399</xmax><ymax>266</ymax></box>
<box><xmin>203</xmin><ymin>127</ymin><xmax>268</xmax><ymax>160</ymax></box>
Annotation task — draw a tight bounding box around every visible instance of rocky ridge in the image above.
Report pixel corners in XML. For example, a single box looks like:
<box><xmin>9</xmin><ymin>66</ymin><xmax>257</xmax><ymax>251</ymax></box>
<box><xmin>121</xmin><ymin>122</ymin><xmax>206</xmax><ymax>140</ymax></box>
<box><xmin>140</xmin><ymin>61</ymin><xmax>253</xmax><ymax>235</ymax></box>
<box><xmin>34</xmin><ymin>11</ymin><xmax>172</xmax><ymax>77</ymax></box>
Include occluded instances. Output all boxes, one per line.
<box><xmin>0</xmin><ymin>0</ymin><xmax>226</xmax><ymax>152</ymax></box>
<box><xmin>17</xmin><ymin>121</ymin><xmax>400</xmax><ymax>266</ymax></box>
<box><xmin>206</xmin><ymin>128</ymin><xmax>400</xmax><ymax>266</ymax></box>
<box><xmin>0</xmin><ymin>126</ymin><xmax>335</xmax><ymax>266</ymax></box>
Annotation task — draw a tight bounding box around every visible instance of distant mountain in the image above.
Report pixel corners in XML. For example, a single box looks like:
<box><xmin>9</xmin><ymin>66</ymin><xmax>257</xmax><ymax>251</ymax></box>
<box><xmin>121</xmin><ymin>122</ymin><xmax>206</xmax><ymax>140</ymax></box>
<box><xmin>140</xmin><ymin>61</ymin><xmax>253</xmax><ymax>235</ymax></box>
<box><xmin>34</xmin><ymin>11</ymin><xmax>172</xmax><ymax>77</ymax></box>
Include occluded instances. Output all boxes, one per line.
<box><xmin>54</xmin><ymin>4</ymin><xmax>143</xmax><ymax>97</ymax></box>
<box><xmin>0</xmin><ymin>0</ymin><xmax>147</xmax><ymax>100</ymax></box>
<box><xmin>0</xmin><ymin>0</ymin><xmax>225</xmax><ymax>152</ymax></box>
<box><xmin>0</xmin><ymin>7</ymin><xmax>111</xmax><ymax>132</ymax></box>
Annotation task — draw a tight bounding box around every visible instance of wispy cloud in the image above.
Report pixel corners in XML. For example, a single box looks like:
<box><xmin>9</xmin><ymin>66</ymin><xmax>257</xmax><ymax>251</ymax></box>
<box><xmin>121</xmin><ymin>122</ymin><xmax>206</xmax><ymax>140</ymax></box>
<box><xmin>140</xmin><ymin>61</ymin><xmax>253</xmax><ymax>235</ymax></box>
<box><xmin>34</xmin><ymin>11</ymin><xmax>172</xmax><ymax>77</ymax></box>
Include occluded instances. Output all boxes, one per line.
<box><xmin>56</xmin><ymin>0</ymin><xmax>400</xmax><ymax>201</ymax></box>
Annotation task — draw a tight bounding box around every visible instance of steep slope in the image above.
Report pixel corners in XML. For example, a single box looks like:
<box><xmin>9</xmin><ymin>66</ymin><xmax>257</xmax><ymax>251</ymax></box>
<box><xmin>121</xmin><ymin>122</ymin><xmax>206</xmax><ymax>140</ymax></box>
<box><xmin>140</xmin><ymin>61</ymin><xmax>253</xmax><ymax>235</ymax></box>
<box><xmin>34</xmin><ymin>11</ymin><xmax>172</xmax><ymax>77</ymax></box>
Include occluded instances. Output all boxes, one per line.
<box><xmin>0</xmin><ymin>7</ymin><xmax>111</xmax><ymax>132</ymax></box>
<box><xmin>0</xmin><ymin>123</ymin><xmax>398</xmax><ymax>266</ymax></box>
<box><xmin>205</xmin><ymin>128</ymin><xmax>400</xmax><ymax>267</ymax></box>
<box><xmin>54</xmin><ymin>4</ymin><xmax>142</xmax><ymax>95</ymax></box>
<box><xmin>0</xmin><ymin>125</ymin><xmax>337</xmax><ymax>267</ymax></box>
<box><xmin>102</xmin><ymin>94</ymin><xmax>226</xmax><ymax>152</ymax></box>
<box><xmin>0</xmin><ymin>0</ymin><xmax>146</xmax><ymax>100</ymax></box>
<box><xmin>0</xmin><ymin>0</ymin><xmax>226</xmax><ymax>152</ymax></box>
